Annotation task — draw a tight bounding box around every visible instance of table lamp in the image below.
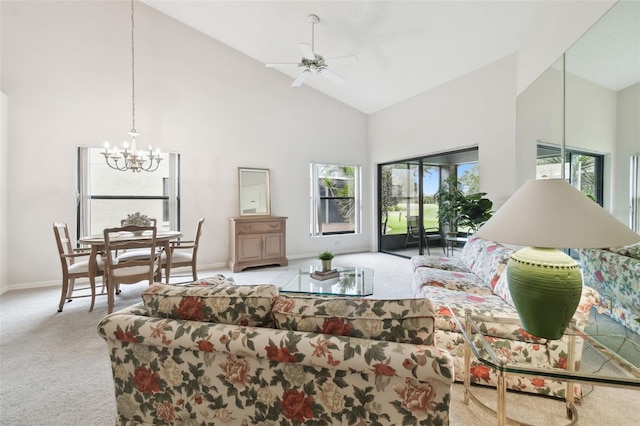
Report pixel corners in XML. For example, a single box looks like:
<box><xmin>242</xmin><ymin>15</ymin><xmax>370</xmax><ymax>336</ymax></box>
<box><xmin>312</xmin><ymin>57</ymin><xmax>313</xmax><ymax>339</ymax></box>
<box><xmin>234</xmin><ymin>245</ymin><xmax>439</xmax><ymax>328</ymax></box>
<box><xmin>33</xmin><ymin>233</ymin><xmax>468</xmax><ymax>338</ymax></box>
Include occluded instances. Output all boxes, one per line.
<box><xmin>475</xmin><ymin>178</ymin><xmax>640</xmax><ymax>340</ymax></box>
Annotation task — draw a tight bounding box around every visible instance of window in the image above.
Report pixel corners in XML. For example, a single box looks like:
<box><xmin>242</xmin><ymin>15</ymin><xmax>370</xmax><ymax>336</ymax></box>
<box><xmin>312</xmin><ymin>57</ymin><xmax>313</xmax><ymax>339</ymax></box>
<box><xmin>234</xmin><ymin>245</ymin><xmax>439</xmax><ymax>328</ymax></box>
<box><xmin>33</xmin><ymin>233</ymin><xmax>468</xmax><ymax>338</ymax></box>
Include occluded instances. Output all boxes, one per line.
<box><xmin>536</xmin><ymin>144</ymin><xmax>603</xmax><ymax>204</ymax></box>
<box><xmin>77</xmin><ymin>147</ymin><xmax>180</xmax><ymax>237</ymax></box>
<box><xmin>310</xmin><ymin>163</ymin><xmax>361</xmax><ymax>236</ymax></box>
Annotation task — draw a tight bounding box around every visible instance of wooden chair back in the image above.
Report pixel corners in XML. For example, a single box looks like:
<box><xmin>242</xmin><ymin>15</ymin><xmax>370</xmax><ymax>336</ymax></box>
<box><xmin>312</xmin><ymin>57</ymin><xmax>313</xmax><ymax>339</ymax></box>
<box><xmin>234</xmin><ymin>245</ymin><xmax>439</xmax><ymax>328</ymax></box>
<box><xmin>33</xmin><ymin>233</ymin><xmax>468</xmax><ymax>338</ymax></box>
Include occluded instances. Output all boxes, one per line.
<box><xmin>103</xmin><ymin>225</ymin><xmax>160</xmax><ymax>313</ymax></box>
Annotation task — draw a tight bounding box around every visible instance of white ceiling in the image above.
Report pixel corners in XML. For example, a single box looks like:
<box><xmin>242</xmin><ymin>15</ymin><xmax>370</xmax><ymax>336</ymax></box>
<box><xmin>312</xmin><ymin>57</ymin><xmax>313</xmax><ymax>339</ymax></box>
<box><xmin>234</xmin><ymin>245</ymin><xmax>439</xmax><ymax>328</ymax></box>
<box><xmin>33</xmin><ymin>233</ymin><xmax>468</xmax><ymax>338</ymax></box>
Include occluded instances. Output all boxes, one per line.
<box><xmin>142</xmin><ymin>1</ymin><xmax>637</xmax><ymax>115</ymax></box>
<box><xmin>143</xmin><ymin>0</ymin><xmax>545</xmax><ymax>114</ymax></box>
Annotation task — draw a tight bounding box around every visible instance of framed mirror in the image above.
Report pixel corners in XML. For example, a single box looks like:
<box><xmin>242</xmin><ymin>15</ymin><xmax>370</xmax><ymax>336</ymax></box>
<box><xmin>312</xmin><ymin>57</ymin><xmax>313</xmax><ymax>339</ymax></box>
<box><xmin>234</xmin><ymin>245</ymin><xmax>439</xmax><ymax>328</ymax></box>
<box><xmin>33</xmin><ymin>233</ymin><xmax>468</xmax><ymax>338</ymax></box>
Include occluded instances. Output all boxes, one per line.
<box><xmin>238</xmin><ymin>167</ymin><xmax>271</xmax><ymax>216</ymax></box>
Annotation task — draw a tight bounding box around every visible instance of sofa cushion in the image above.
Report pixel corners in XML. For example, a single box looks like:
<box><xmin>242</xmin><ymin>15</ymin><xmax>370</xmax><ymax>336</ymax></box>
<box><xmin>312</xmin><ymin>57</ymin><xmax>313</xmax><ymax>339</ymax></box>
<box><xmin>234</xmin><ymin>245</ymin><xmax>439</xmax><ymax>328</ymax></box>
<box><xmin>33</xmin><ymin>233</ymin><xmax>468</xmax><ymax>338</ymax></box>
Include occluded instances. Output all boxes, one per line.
<box><xmin>141</xmin><ymin>282</ymin><xmax>277</xmax><ymax>327</ymax></box>
<box><xmin>412</xmin><ymin>267</ymin><xmax>494</xmax><ymax>296</ymax></box>
<box><xmin>459</xmin><ymin>235</ymin><xmax>492</xmax><ymax>270</ymax></box>
<box><xmin>607</xmin><ymin>243</ymin><xmax>640</xmax><ymax>260</ymax></box>
<box><xmin>468</xmin><ymin>242</ymin><xmax>512</xmax><ymax>290</ymax></box>
<box><xmin>411</xmin><ymin>255</ymin><xmax>470</xmax><ymax>273</ymax></box>
<box><xmin>272</xmin><ymin>295</ymin><xmax>435</xmax><ymax>345</ymax></box>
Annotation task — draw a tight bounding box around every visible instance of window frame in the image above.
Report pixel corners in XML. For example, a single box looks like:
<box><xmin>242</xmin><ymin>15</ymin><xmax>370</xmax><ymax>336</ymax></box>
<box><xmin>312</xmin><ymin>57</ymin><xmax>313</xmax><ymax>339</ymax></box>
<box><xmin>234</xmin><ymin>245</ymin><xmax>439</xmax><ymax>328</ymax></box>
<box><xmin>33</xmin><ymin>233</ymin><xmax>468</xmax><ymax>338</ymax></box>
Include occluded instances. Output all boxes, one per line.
<box><xmin>76</xmin><ymin>146</ymin><xmax>181</xmax><ymax>239</ymax></box>
<box><xmin>310</xmin><ymin>162</ymin><xmax>362</xmax><ymax>237</ymax></box>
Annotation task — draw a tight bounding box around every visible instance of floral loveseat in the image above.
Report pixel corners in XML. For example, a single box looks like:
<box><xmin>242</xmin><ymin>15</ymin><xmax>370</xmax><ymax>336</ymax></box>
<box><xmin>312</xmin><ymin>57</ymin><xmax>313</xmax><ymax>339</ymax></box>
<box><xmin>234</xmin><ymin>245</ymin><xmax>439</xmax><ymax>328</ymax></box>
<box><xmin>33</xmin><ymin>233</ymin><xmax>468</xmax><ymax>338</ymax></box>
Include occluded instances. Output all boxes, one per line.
<box><xmin>411</xmin><ymin>236</ymin><xmax>600</xmax><ymax>400</ymax></box>
<box><xmin>579</xmin><ymin>245</ymin><xmax>640</xmax><ymax>335</ymax></box>
<box><xmin>98</xmin><ymin>276</ymin><xmax>455</xmax><ymax>425</ymax></box>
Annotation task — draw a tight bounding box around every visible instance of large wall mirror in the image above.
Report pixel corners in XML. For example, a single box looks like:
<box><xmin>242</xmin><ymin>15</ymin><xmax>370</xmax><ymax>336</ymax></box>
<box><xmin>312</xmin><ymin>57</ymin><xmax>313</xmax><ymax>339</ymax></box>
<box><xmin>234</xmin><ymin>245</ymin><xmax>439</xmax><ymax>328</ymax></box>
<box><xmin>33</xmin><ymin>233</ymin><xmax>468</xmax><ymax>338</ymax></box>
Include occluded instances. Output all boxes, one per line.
<box><xmin>517</xmin><ymin>0</ymin><xmax>639</xmax><ymax>229</ymax></box>
<box><xmin>239</xmin><ymin>167</ymin><xmax>271</xmax><ymax>216</ymax></box>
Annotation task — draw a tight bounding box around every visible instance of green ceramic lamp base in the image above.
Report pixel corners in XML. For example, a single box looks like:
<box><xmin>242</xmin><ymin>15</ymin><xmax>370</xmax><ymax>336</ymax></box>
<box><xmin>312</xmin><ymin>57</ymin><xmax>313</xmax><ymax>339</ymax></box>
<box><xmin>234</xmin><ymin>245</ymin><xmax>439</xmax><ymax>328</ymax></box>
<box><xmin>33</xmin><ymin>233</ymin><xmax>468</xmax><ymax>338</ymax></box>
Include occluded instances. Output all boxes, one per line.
<box><xmin>507</xmin><ymin>247</ymin><xmax>583</xmax><ymax>340</ymax></box>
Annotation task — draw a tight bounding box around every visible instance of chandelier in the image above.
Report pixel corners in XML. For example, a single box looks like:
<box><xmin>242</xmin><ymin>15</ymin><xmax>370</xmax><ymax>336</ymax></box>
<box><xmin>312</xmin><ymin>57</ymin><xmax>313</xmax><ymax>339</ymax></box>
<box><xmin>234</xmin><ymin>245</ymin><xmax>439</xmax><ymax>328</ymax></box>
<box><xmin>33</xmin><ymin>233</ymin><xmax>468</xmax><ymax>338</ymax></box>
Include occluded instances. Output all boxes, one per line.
<box><xmin>102</xmin><ymin>0</ymin><xmax>162</xmax><ymax>173</ymax></box>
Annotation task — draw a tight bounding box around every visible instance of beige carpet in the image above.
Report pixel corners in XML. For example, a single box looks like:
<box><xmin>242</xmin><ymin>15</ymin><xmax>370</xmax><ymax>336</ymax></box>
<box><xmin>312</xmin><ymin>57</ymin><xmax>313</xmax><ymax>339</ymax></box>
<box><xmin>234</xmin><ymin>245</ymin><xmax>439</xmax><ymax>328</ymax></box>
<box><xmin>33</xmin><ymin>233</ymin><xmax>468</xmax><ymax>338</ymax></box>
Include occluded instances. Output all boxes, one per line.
<box><xmin>1</xmin><ymin>252</ymin><xmax>638</xmax><ymax>425</ymax></box>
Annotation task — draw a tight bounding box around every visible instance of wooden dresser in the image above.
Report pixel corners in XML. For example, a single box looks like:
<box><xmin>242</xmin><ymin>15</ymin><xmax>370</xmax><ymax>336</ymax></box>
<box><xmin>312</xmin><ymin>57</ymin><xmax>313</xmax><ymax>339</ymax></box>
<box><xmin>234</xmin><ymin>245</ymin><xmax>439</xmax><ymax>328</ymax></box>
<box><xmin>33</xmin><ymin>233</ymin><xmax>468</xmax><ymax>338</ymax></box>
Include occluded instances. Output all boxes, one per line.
<box><xmin>227</xmin><ymin>216</ymin><xmax>288</xmax><ymax>272</ymax></box>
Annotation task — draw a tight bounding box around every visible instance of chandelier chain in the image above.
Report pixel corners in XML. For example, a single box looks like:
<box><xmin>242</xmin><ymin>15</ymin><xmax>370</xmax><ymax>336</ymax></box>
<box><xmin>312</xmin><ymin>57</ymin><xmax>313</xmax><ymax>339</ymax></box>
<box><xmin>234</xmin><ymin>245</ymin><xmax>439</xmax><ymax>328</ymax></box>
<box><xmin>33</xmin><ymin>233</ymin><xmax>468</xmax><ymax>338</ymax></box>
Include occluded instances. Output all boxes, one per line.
<box><xmin>101</xmin><ymin>0</ymin><xmax>162</xmax><ymax>172</ymax></box>
<box><xmin>131</xmin><ymin>0</ymin><xmax>136</xmax><ymax>133</ymax></box>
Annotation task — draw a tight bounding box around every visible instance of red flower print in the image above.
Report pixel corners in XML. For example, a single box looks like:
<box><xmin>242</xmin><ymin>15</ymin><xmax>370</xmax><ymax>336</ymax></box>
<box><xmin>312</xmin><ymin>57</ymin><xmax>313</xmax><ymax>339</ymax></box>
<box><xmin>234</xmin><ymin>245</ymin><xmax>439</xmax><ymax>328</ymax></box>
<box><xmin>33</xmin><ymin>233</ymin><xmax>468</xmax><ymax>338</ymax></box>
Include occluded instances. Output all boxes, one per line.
<box><xmin>197</xmin><ymin>340</ymin><xmax>214</xmax><ymax>352</ymax></box>
<box><xmin>437</xmin><ymin>307</ymin><xmax>452</xmax><ymax>317</ymax></box>
<box><xmin>595</xmin><ymin>270</ymin><xmax>604</xmax><ymax>283</ymax></box>
<box><xmin>467</xmin><ymin>295</ymin><xmax>486</xmax><ymax>303</ymax></box>
<box><xmin>273</xmin><ymin>297</ymin><xmax>296</xmax><ymax>313</ymax></box>
<box><xmin>321</xmin><ymin>317</ymin><xmax>352</xmax><ymax>336</ymax></box>
<box><xmin>280</xmin><ymin>389</ymin><xmax>314</xmax><ymax>421</ymax></box>
<box><xmin>220</xmin><ymin>355</ymin><xmax>250</xmax><ymax>386</ymax></box>
<box><xmin>470</xmin><ymin>365</ymin><xmax>492</xmax><ymax>382</ymax></box>
<box><xmin>556</xmin><ymin>356</ymin><xmax>567</xmax><ymax>369</ymax></box>
<box><xmin>531</xmin><ymin>378</ymin><xmax>546</xmax><ymax>387</ymax></box>
<box><xmin>372</xmin><ymin>362</ymin><xmax>396</xmax><ymax>376</ymax></box>
<box><xmin>393</xmin><ymin>378</ymin><xmax>437</xmax><ymax>414</ymax></box>
<box><xmin>219</xmin><ymin>334</ymin><xmax>230</xmax><ymax>345</ymax></box>
<box><xmin>134</xmin><ymin>366</ymin><xmax>160</xmax><ymax>394</ymax></box>
<box><xmin>430</xmin><ymin>281</ymin><xmax>444</xmax><ymax>288</ymax></box>
<box><xmin>154</xmin><ymin>401</ymin><xmax>175</xmax><ymax>422</ymax></box>
<box><xmin>113</xmin><ymin>327</ymin><xmax>138</xmax><ymax>343</ymax></box>
<box><xmin>265</xmin><ymin>345</ymin><xmax>297</xmax><ymax>362</ymax></box>
<box><xmin>403</xmin><ymin>358</ymin><xmax>417</xmax><ymax>370</ymax></box>
<box><xmin>486</xmin><ymin>245</ymin><xmax>496</xmax><ymax>253</ymax></box>
<box><xmin>176</xmin><ymin>296</ymin><xmax>205</xmax><ymax>321</ymax></box>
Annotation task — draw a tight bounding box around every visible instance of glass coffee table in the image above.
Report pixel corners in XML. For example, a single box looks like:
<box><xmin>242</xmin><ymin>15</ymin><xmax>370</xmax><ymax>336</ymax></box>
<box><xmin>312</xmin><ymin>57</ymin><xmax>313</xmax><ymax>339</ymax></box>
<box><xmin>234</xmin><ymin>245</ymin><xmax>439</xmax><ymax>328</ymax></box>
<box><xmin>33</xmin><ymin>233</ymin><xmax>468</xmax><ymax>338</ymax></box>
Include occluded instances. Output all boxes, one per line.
<box><xmin>272</xmin><ymin>266</ymin><xmax>373</xmax><ymax>297</ymax></box>
<box><xmin>450</xmin><ymin>307</ymin><xmax>640</xmax><ymax>426</ymax></box>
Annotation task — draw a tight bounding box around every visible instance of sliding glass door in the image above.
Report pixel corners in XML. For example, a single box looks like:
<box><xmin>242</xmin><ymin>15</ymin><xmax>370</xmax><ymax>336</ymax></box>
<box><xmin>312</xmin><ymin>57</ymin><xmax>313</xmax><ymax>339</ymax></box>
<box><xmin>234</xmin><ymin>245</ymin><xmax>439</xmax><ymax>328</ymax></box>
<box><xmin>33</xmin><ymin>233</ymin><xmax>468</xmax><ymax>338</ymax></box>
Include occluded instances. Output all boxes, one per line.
<box><xmin>378</xmin><ymin>148</ymin><xmax>478</xmax><ymax>258</ymax></box>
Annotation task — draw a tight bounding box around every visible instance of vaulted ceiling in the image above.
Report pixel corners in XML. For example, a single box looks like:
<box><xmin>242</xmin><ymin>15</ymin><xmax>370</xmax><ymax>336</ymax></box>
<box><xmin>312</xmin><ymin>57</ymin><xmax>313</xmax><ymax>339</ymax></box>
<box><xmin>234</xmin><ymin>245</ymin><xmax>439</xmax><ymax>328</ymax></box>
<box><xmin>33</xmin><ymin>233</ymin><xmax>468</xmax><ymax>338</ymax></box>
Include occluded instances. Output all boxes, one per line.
<box><xmin>144</xmin><ymin>0</ymin><xmax>545</xmax><ymax>114</ymax></box>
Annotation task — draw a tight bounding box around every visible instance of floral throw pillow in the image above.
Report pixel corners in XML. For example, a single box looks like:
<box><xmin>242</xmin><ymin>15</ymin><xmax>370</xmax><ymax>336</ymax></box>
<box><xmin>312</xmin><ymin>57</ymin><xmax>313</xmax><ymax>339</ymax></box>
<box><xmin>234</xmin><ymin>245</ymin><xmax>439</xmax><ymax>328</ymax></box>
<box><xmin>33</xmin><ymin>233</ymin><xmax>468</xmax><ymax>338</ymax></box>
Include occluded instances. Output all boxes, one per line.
<box><xmin>272</xmin><ymin>295</ymin><xmax>435</xmax><ymax>345</ymax></box>
<box><xmin>141</xmin><ymin>282</ymin><xmax>277</xmax><ymax>327</ymax></box>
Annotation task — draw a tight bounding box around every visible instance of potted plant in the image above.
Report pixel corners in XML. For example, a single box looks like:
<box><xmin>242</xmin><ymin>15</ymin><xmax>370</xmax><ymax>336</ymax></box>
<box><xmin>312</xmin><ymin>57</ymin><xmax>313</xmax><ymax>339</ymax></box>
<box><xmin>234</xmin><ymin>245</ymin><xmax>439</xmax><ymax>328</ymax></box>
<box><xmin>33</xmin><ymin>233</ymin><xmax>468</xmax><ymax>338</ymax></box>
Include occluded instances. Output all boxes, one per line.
<box><xmin>460</xmin><ymin>192</ymin><xmax>494</xmax><ymax>233</ymax></box>
<box><xmin>318</xmin><ymin>250</ymin><xmax>335</xmax><ymax>272</ymax></box>
<box><xmin>123</xmin><ymin>212</ymin><xmax>152</xmax><ymax>235</ymax></box>
<box><xmin>434</xmin><ymin>176</ymin><xmax>466</xmax><ymax>236</ymax></box>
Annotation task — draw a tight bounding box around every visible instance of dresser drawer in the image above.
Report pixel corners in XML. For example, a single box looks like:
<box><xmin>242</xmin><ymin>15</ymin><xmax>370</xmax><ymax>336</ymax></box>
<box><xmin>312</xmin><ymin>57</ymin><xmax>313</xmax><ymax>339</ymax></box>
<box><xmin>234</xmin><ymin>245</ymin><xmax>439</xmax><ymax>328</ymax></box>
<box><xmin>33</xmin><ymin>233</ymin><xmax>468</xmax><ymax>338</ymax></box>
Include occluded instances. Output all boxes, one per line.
<box><xmin>238</xmin><ymin>220</ymin><xmax>283</xmax><ymax>234</ymax></box>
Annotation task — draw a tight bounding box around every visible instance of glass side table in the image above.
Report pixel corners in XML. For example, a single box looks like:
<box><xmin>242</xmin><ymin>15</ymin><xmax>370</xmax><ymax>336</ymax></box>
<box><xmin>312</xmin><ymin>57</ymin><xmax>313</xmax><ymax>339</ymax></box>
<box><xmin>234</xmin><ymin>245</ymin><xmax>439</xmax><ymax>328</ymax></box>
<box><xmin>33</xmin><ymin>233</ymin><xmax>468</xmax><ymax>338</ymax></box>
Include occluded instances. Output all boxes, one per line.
<box><xmin>449</xmin><ymin>307</ymin><xmax>640</xmax><ymax>426</ymax></box>
<box><xmin>272</xmin><ymin>266</ymin><xmax>373</xmax><ymax>297</ymax></box>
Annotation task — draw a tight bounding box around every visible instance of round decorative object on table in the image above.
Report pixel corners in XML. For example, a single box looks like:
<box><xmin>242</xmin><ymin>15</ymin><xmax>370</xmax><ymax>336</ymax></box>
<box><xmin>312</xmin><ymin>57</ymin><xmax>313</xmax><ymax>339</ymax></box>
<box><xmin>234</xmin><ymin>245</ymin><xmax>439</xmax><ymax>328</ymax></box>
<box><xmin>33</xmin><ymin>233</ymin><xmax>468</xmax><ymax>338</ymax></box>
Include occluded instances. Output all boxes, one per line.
<box><xmin>507</xmin><ymin>246</ymin><xmax>583</xmax><ymax>340</ymax></box>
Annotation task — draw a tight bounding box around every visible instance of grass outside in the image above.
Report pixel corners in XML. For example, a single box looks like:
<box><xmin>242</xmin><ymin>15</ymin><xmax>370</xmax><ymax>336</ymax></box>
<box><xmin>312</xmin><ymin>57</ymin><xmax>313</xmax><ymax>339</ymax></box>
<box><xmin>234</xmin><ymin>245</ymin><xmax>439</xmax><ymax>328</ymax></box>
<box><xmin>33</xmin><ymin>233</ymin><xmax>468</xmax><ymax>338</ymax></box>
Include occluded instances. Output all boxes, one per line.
<box><xmin>383</xmin><ymin>204</ymin><xmax>439</xmax><ymax>234</ymax></box>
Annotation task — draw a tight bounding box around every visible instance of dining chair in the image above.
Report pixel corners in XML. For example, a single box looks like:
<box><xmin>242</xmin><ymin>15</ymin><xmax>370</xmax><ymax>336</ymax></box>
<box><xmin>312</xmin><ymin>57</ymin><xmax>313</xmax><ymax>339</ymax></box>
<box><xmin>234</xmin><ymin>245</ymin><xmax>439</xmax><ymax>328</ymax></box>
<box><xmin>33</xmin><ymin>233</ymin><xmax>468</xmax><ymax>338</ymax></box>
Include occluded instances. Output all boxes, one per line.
<box><xmin>404</xmin><ymin>217</ymin><xmax>445</xmax><ymax>255</ymax></box>
<box><xmin>103</xmin><ymin>225</ymin><xmax>161</xmax><ymax>313</ymax></box>
<box><xmin>161</xmin><ymin>217</ymin><xmax>205</xmax><ymax>281</ymax></box>
<box><xmin>53</xmin><ymin>222</ymin><xmax>104</xmax><ymax>312</ymax></box>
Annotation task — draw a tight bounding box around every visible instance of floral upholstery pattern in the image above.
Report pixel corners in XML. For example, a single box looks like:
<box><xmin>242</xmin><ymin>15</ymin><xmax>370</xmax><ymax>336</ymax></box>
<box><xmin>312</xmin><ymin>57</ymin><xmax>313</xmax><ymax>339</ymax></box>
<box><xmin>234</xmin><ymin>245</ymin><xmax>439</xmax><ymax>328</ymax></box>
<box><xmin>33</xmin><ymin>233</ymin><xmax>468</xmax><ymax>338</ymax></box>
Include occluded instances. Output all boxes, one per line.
<box><xmin>412</xmin><ymin>267</ymin><xmax>494</xmax><ymax>295</ymax></box>
<box><xmin>411</xmin><ymin>255</ymin><xmax>469</xmax><ymax>272</ymax></box>
<box><xmin>411</xmin><ymin>237</ymin><xmax>601</xmax><ymax>399</ymax></box>
<box><xmin>272</xmin><ymin>295</ymin><xmax>435</xmax><ymax>345</ymax></box>
<box><xmin>579</xmin><ymin>247</ymin><xmax>640</xmax><ymax>335</ymax></box>
<box><xmin>141</xmin><ymin>282</ymin><xmax>278</xmax><ymax>327</ymax></box>
<box><xmin>98</xmin><ymin>303</ymin><xmax>455</xmax><ymax>425</ymax></box>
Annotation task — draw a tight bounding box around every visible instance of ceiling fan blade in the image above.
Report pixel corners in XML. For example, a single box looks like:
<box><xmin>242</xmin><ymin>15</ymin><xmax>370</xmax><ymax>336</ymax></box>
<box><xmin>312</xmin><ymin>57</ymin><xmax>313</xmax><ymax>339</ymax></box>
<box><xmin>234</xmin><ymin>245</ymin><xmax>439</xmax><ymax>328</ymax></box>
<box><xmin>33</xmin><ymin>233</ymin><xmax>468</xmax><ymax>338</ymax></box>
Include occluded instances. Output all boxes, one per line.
<box><xmin>265</xmin><ymin>62</ymin><xmax>299</xmax><ymax>68</ymax></box>
<box><xmin>299</xmin><ymin>43</ymin><xmax>315</xmax><ymax>59</ymax></box>
<box><xmin>291</xmin><ymin>71</ymin><xmax>309</xmax><ymax>87</ymax></box>
<box><xmin>325</xmin><ymin>55</ymin><xmax>358</xmax><ymax>66</ymax></box>
<box><xmin>319</xmin><ymin>68</ymin><xmax>345</xmax><ymax>85</ymax></box>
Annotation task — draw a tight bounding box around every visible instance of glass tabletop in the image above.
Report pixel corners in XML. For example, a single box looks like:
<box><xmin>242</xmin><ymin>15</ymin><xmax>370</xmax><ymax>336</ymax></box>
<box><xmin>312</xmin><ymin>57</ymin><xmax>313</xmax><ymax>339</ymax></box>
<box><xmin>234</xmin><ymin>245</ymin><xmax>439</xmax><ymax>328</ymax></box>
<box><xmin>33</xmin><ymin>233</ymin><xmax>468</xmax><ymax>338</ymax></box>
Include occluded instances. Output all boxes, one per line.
<box><xmin>450</xmin><ymin>307</ymin><xmax>640</xmax><ymax>389</ymax></box>
<box><xmin>272</xmin><ymin>266</ymin><xmax>374</xmax><ymax>297</ymax></box>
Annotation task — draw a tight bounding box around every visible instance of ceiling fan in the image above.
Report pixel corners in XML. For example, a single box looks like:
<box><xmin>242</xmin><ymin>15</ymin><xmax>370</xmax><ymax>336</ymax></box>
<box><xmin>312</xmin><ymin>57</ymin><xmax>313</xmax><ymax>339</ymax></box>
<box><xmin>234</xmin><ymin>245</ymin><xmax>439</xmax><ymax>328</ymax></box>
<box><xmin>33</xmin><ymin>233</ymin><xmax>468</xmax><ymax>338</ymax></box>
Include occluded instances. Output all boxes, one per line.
<box><xmin>265</xmin><ymin>14</ymin><xmax>357</xmax><ymax>87</ymax></box>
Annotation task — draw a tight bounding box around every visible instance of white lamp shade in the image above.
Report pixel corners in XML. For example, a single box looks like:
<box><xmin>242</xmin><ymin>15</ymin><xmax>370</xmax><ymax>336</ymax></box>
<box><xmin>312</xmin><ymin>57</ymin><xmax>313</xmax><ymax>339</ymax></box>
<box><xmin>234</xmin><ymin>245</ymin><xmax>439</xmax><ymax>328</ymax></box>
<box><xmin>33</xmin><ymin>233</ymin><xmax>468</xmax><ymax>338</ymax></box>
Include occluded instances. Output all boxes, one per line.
<box><xmin>475</xmin><ymin>179</ymin><xmax>640</xmax><ymax>249</ymax></box>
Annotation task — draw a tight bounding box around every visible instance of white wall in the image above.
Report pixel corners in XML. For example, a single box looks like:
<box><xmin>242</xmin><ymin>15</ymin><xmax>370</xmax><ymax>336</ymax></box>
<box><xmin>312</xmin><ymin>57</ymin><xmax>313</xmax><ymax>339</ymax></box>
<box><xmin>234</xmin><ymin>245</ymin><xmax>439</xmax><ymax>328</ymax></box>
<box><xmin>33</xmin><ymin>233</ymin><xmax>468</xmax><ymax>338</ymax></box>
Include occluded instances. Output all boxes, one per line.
<box><xmin>368</xmin><ymin>55</ymin><xmax>518</xmax><ymax>217</ymax></box>
<box><xmin>516</xmin><ymin>0</ymin><xmax>616</xmax><ymax>95</ymax></box>
<box><xmin>1</xmin><ymin>1</ymin><xmax>368</xmax><ymax>289</ymax></box>
<box><xmin>0</xmin><ymin>92</ymin><xmax>7</xmax><ymax>295</ymax></box>
<box><xmin>616</xmin><ymin>83</ymin><xmax>640</xmax><ymax>223</ymax></box>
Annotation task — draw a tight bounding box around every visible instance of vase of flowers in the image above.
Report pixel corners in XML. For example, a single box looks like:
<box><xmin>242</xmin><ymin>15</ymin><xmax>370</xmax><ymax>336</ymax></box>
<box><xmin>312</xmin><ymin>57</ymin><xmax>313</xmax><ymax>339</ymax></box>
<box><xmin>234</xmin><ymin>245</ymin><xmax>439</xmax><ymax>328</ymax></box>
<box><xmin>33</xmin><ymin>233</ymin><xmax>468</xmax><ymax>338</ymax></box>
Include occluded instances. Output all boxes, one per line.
<box><xmin>123</xmin><ymin>212</ymin><xmax>152</xmax><ymax>235</ymax></box>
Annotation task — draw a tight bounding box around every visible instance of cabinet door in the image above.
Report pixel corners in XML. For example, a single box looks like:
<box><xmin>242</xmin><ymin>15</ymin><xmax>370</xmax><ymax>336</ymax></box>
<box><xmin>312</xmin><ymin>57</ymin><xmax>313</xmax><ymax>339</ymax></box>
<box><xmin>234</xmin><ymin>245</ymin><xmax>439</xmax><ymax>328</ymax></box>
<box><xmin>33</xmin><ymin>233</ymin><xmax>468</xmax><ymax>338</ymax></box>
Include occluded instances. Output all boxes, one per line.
<box><xmin>238</xmin><ymin>234</ymin><xmax>263</xmax><ymax>262</ymax></box>
<box><xmin>262</xmin><ymin>233</ymin><xmax>284</xmax><ymax>259</ymax></box>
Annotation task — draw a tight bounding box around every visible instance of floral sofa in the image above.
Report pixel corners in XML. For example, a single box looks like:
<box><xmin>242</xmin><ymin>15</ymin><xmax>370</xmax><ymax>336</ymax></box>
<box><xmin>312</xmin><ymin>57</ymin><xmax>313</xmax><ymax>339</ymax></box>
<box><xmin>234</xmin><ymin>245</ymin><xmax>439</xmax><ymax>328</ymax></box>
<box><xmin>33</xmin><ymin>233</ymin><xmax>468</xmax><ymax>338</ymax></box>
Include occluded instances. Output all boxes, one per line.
<box><xmin>97</xmin><ymin>276</ymin><xmax>455</xmax><ymax>425</ymax></box>
<box><xmin>579</xmin><ymin>245</ymin><xmax>640</xmax><ymax>335</ymax></box>
<box><xmin>411</xmin><ymin>236</ymin><xmax>600</xmax><ymax>400</ymax></box>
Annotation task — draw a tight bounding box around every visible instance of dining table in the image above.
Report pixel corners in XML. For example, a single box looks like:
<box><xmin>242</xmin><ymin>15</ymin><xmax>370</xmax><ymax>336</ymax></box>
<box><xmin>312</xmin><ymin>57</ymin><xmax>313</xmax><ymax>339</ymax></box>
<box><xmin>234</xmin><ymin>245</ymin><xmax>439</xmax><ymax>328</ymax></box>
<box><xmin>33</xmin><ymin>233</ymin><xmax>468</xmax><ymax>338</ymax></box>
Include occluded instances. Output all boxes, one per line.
<box><xmin>78</xmin><ymin>230</ymin><xmax>183</xmax><ymax>291</ymax></box>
